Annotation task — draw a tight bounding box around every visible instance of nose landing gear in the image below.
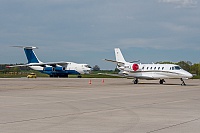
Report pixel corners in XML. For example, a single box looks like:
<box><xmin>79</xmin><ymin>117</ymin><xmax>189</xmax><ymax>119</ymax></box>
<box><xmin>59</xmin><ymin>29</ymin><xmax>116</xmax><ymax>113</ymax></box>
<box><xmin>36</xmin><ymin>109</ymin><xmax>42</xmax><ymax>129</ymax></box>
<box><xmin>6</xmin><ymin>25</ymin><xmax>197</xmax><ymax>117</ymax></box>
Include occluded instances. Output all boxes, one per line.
<box><xmin>133</xmin><ymin>78</ymin><xmax>138</xmax><ymax>84</ymax></box>
<box><xmin>180</xmin><ymin>78</ymin><xmax>186</xmax><ymax>86</ymax></box>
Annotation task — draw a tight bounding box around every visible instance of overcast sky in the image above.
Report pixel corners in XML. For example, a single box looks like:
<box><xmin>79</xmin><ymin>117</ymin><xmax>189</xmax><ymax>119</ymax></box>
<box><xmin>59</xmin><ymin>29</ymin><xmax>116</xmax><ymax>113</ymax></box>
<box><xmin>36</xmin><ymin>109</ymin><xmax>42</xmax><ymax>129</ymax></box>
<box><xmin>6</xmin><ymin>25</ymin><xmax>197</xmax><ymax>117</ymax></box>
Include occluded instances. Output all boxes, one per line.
<box><xmin>0</xmin><ymin>0</ymin><xmax>199</xmax><ymax>69</ymax></box>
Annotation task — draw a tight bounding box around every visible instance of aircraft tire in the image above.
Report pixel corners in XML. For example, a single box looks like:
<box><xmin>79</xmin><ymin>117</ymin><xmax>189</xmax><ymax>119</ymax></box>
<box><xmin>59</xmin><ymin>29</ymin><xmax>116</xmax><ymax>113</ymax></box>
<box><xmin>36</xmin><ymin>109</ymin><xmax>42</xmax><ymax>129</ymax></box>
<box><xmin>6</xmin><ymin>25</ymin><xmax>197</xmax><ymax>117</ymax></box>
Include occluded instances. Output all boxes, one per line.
<box><xmin>159</xmin><ymin>79</ymin><xmax>165</xmax><ymax>84</ymax></box>
<box><xmin>133</xmin><ymin>79</ymin><xmax>138</xmax><ymax>84</ymax></box>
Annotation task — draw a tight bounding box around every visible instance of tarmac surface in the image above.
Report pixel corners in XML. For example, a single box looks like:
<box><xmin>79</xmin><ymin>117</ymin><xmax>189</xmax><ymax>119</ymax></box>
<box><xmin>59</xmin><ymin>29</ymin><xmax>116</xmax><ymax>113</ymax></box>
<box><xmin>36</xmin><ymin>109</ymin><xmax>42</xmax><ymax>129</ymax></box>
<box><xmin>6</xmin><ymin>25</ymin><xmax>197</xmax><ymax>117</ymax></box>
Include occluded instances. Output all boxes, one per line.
<box><xmin>0</xmin><ymin>78</ymin><xmax>200</xmax><ymax>133</ymax></box>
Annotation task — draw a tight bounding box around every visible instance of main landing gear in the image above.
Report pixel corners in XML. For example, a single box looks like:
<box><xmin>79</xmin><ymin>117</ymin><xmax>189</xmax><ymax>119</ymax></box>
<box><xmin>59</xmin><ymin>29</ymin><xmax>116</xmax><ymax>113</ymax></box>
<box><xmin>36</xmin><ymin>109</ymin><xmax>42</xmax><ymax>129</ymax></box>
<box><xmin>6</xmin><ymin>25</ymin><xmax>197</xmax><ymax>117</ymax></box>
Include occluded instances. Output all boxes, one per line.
<box><xmin>77</xmin><ymin>75</ymin><xmax>82</xmax><ymax>78</ymax></box>
<box><xmin>180</xmin><ymin>78</ymin><xmax>186</xmax><ymax>86</ymax></box>
<box><xmin>133</xmin><ymin>78</ymin><xmax>138</xmax><ymax>84</ymax></box>
<box><xmin>50</xmin><ymin>74</ymin><xmax>68</xmax><ymax>78</ymax></box>
<box><xmin>132</xmin><ymin>78</ymin><xmax>187</xmax><ymax>85</ymax></box>
<box><xmin>133</xmin><ymin>79</ymin><xmax>166</xmax><ymax>84</ymax></box>
<box><xmin>159</xmin><ymin>79</ymin><xmax>165</xmax><ymax>84</ymax></box>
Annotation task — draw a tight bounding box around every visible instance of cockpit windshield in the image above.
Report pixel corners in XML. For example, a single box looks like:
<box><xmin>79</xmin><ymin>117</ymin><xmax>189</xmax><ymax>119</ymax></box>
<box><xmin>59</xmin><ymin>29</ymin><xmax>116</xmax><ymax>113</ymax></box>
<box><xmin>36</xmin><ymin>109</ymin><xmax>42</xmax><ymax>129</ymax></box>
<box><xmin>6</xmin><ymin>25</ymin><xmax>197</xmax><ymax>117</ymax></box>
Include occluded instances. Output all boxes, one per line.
<box><xmin>174</xmin><ymin>66</ymin><xmax>182</xmax><ymax>70</ymax></box>
<box><xmin>84</xmin><ymin>65</ymin><xmax>92</xmax><ymax>68</ymax></box>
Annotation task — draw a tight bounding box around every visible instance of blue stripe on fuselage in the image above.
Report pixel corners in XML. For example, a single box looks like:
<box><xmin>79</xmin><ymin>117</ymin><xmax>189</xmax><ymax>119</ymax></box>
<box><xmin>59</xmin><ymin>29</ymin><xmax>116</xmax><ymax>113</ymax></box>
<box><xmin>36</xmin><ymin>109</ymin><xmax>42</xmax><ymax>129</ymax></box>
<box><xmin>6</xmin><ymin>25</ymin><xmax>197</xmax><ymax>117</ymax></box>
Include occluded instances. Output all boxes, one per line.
<box><xmin>39</xmin><ymin>70</ymin><xmax>80</xmax><ymax>76</ymax></box>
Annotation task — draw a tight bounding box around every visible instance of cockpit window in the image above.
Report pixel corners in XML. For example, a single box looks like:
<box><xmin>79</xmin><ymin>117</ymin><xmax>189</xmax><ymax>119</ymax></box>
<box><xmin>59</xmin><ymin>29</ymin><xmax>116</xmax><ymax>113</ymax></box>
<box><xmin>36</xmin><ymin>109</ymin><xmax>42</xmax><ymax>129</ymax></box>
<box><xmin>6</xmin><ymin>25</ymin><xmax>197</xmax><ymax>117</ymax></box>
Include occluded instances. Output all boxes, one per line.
<box><xmin>174</xmin><ymin>66</ymin><xmax>181</xmax><ymax>70</ymax></box>
<box><xmin>84</xmin><ymin>65</ymin><xmax>92</xmax><ymax>68</ymax></box>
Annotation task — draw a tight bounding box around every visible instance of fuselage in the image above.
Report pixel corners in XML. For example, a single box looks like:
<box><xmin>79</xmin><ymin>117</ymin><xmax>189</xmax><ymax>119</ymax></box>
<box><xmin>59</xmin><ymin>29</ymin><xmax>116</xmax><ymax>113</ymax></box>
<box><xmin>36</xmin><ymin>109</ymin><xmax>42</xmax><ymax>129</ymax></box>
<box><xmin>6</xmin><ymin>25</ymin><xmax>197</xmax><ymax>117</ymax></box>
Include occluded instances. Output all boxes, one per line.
<box><xmin>118</xmin><ymin>63</ymin><xmax>193</xmax><ymax>80</ymax></box>
<box><xmin>29</xmin><ymin>62</ymin><xmax>91</xmax><ymax>76</ymax></box>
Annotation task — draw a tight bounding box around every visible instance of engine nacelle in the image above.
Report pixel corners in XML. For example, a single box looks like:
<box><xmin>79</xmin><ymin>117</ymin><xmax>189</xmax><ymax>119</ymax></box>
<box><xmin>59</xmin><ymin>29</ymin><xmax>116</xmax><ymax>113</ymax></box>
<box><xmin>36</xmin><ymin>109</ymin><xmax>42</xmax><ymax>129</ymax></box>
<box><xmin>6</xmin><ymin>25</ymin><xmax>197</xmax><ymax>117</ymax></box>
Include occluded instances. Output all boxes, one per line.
<box><xmin>118</xmin><ymin>66</ymin><xmax>125</xmax><ymax>70</ymax></box>
<box><xmin>132</xmin><ymin>64</ymin><xmax>139</xmax><ymax>71</ymax></box>
<box><xmin>55</xmin><ymin>66</ymin><xmax>65</xmax><ymax>71</ymax></box>
<box><xmin>43</xmin><ymin>67</ymin><xmax>55</xmax><ymax>71</ymax></box>
<box><xmin>43</xmin><ymin>66</ymin><xmax>65</xmax><ymax>71</ymax></box>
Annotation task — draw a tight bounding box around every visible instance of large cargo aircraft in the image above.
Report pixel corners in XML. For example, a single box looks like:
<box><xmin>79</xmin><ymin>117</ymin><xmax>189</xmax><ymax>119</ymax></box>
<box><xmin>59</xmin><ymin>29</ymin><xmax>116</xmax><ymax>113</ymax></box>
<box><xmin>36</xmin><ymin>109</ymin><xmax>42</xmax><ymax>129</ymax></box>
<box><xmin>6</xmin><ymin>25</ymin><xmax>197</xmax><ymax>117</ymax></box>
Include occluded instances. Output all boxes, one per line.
<box><xmin>105</xmin><ymin>48</ymin><xmax>193</xmax><ymax>85</ymax></box>
<box><xmin>7</xmin><ymin>46</ymin><xmax>92</xmax><ymax>77</ymax></box>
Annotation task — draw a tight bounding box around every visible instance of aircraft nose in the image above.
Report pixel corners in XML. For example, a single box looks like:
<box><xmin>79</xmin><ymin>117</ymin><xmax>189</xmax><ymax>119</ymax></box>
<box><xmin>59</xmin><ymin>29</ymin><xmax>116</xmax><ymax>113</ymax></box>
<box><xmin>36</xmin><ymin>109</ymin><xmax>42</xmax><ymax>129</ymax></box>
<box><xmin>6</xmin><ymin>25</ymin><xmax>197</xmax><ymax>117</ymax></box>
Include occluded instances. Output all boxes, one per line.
<box><xmin>83</xmin><ymin>69</ymin><xmax>91</xmax><ymax>74</ymax></box>
<box><xmin>187</xmin><ymin>73</ymin><xmax>193</xmax><ymax>78</ymax></box>
<box><xmin>185</xmin><ymin>71</ymin><xmax>193</xmax><ymax>79</ymax></box>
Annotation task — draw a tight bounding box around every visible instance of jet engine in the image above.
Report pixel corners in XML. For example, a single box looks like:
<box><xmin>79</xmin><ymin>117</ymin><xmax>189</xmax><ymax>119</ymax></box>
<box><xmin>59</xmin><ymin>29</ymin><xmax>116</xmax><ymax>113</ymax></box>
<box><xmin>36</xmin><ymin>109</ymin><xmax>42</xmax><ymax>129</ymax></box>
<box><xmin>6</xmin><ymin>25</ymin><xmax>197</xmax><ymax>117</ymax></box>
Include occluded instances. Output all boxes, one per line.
<box><xmin>43</xmin><ymin>66</ymin><xmax>65</xmax><ymax>71</ymax></box>
<box><xmin>132</xmin><ymin>64</ymin><xmax>139</xmax><ymax>71</ymax></box>
<box><xmin>43</xmin><ymin>67</ymin><xmax>55</xmax><ymax>71</ymax></box>
<box><xmin>55</xmin><ymin>66</ymin><xmax>65</xmax><ymax>71</ymax></box>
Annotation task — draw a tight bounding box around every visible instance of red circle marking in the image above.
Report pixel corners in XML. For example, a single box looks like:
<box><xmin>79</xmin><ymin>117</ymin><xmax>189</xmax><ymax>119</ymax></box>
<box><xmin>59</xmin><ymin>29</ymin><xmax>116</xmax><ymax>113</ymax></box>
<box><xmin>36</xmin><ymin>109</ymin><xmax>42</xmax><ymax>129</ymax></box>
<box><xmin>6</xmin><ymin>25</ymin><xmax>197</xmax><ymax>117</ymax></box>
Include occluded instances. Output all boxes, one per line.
<box><xmin>132</xmin><ymin>64</ymin><xmax>139</xmax><ymax>71</ymax></box>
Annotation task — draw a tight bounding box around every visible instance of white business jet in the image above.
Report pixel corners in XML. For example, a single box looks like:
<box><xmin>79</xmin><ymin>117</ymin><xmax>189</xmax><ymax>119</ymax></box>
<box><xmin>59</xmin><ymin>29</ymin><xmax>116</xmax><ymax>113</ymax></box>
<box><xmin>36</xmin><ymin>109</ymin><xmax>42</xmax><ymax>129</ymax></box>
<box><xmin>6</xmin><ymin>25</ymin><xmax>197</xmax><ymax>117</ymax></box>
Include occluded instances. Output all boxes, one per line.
<box><xmin>105</xmin><ymin>48</ymin><xmax>193</xmax><ymax>85</ymax></box>
<box><xmin>7</xmin><ymin>46</ymin><xmax>92</xmax><ymax>78</ymax></box>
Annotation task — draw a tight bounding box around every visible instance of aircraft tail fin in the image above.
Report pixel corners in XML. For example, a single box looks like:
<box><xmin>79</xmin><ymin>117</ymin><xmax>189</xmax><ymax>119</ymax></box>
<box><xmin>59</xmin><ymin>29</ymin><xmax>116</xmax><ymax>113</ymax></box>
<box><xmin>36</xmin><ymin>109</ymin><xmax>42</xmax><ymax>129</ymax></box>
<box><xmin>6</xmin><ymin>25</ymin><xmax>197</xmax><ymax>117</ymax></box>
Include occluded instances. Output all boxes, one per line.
<box><xmin>114</xmin><ymin>48</ymin><xmax>126</xmax><ymax>63</ymax></box>
<box><xmin>12</xmin><ymin>46</ymin><xmax>42</xmax><ymax>64</ymax></box>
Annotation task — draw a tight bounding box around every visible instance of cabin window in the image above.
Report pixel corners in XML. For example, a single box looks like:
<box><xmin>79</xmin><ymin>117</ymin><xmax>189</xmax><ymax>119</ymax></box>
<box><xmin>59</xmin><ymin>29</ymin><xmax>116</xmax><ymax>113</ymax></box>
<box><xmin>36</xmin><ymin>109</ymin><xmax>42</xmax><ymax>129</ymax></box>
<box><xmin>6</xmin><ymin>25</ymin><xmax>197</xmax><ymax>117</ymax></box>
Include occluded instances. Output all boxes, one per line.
<box><xmin>142</xmin><ymin>67</ymin><xmax>144</xmax><ymax>70</ymax></box>
<box><xmin>158</xmin><ymin>67</ymin><xmax>160</xmax><ymax>70</ymax></box>
<box><xmin>154</xmin><ymin>67</ymin><xmax>156</xmax><ymax>70</ymax></box>
<box><xmin>170</xmin><ymin>67</ymin><xmax>171</xmax><ymax>70</ymax></box>
<box><xmin>147</xmin><ymin>67</ymin><xmax>149</xmax><ymax>70</ymax></box>
<box><xmin>172</xmin><ymin>67</ymin><xmax>175</xmax><ymax>70</ymax></box>
<box><xmin>162</xmin><ymin>67</ymin><xmax>164</xmax><ymax>70</ymax></box>
<box><xmin>150</xmin><ymin>67</ymin><xmax>152</xmax><ymax>70</ymax></box>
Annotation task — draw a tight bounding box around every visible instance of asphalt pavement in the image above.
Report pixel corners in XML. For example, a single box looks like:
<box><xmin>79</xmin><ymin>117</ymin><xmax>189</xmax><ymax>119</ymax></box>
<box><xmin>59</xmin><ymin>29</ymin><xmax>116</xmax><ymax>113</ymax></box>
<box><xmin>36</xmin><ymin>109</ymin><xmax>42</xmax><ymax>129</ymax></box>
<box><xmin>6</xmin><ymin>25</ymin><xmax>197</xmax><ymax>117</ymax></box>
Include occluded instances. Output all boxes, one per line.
<box><xmin>0</xmin><ymin>78</ymin><xmax>200</xmax><ymax>133</ymax></box>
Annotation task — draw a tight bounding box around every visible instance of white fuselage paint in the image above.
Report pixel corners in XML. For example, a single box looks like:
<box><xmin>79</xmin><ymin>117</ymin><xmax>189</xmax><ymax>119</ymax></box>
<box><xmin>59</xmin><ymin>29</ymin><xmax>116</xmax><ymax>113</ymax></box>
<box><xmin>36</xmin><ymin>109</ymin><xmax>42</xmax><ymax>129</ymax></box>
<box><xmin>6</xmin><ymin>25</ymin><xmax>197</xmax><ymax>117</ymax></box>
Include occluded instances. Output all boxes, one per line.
<box><xmin>29</xmin><ymin>62</ymin><xmax>91</xmax><ymax>74</ymax></box>
<box><xmin>119</xmin><ymin>63</ymin><xmax>193</xmax><ymax>80</ymax></box>
<box><xmin>106</xmin><ymin>48</ymin><xmax>193</xmax><ymax>85</ymax></box>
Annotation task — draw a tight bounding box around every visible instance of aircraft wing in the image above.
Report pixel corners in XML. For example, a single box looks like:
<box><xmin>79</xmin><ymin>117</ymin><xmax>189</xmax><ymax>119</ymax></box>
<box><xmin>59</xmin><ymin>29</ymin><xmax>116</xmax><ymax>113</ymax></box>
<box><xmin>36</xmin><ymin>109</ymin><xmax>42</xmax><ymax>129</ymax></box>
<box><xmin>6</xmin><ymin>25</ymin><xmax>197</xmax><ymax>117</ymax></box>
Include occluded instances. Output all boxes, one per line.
<box><xmin>98</xmin><ymin>73</ymin><xmax>125</xmax><ymax>77</ymax></box>
<box><xmin>26</xmin><ymin>62</ymin><xmax>68</xmax><ymax>67</ymax></box>
<box><xmin>6</xmin><ymin>62</ymin><xmax>69</xmax><ymax>68</ymax></box>
<box><xmin>6</xmin><ymin>64</ymin><xmax>28</xmax><ymax>68</ymax></box>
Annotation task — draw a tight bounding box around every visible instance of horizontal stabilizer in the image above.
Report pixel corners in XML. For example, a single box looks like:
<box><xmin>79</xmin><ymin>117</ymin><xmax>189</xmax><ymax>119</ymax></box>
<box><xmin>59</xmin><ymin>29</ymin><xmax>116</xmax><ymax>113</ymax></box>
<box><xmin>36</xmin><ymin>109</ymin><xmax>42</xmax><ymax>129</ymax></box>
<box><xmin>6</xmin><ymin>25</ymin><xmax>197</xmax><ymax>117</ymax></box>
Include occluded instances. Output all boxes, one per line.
<box><xmin>130</xmin><ymin>60</ymin><xmax>140</xmax><ymax>63</ymax></box>
<box><xmin>12</xmin><ymin>46</ymin><xmax>38</xmax><ymax>49</ymax></box>
<box><xmin>104</xmin><ymin>59</ymin><xmax>125</xmax><ymax>64</ymax></box>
